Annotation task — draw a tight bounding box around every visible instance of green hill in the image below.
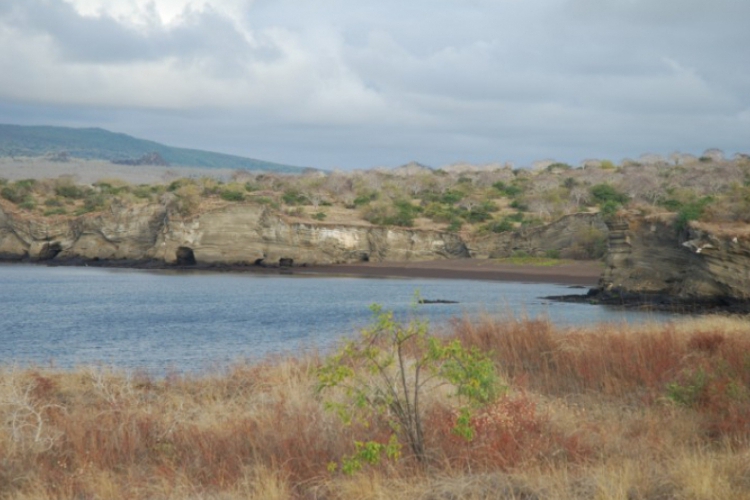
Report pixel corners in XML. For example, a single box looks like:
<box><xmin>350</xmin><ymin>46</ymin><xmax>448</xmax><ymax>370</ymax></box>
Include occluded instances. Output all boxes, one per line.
<box><xmin>0</xmin><ymin>124</ymin><xmax>308</xmax><ymax>174</ymax></box>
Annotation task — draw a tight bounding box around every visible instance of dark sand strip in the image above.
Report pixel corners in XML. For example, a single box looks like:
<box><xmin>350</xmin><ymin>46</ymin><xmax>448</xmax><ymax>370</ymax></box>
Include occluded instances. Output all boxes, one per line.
<box><xmin>298</xmin><ymin>259</ymin><xmax>602</xmax><ymax>286</ymax></box>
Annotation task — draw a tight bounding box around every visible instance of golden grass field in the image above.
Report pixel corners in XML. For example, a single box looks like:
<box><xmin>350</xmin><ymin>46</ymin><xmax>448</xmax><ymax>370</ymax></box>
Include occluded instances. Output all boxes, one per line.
<box><xmin>2</xmin><ymin>314</ymin><xmax>750</xmax><ymax>499</ymax></box>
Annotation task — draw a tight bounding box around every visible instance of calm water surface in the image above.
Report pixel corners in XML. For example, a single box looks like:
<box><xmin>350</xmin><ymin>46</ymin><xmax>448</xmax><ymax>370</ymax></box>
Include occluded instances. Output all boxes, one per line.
<box><xmin>0</xmin><ymin>264</ymin><xmax>674</xmax><ymax>374</ymax></box>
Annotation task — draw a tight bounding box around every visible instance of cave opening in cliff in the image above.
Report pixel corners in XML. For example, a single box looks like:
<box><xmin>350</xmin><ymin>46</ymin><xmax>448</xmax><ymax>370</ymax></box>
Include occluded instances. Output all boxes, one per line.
<box><xmin>175</xmin><ymin>246</ymin><xmax>197</xmax><ymax>266</ymax></box>
<box><xmin>38</xmin><ymin>242</ymin><xmax>62</xmax><ymax>261</ymax></box>
<box><xmin>360</xmin><ymin>252</ymin><xmax>370</xmax><ymax>262</ymax></box>
<box><xmin>279</xmin><ymin>257</ymin><xmax>293</xmax><ymax>268</ymax></box>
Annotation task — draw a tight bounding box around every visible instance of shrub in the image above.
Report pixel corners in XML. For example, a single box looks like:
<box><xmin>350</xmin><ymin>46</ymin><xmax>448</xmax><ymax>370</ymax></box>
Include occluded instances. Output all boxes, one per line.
<box><xmin>318</xmin><ymin>302</ymin><xmax>501</xmax><ymax>469</ymax></box>
<box><xmin>447</xmin><ymin>218</ymin><xmax>463</xmax><ymax>232</ymax></box>
<box><xmin>313</xmin><ymin>212</ymin><xmax>327</xmax><ymax>221</ymax></box>
<box><xmin>168</xmin><ymin>178</ymin><xmax>194</xmax><ymax>192</ymax></box>
<box><xmin>1</xmin><ymin>186</ymin><xmax>22</xmax><ymax>203</ymax></box>
<box><xmin>484</xmin><ymin>219</ymin><xmax>514</xmax><ymax>234</ymax></box>
<box><xmin>362</xmin><ymin>200</ymin><xmax>420</xmax><ymax>227</ymax></box>
<box><xmin>600</xmin><ymin>200</ymin><xmax>620</xmax><ymax>219</ymax></box>
<box><xmin>220</xmin><ymin>190</ymin><xmax>245</xmax><ymax>202</ymax></box>
<box><xmin>19</xmin><ymin>197</ymin><xmax>36</xmax><ymax>210</ymax></box>
<box><xmin>675</xmin><ymin>197</ymin><xmax>713</xmax><ymax>230</ymax></box>
<box><xmin>44</xmin><ymin>198</ymin><xmax>64</xmax><ymax>207</ymax></box>
<box><xmin>353</xmin><ymin>191</ymin><xmax>378</xmax><ymax>207</ymax></box>
<box><xmin>132</xmin><ymin>185</ymin><xmax>153</xmax><ymax>200</ymax></box>
<box><xmin>55</xmin><ymin>184</ymin><xmax>86</xmax><ymax>199</ymax></box>
<box><xmin>492</xmin><ymin>182</ymin><xmax>523</xmax><ymax>198</ymax></box>
<box><xmin>509</xmin><ymin>199</ymin><xmax>528</xmax><ymax>211</ymax></box>
<box><xmin>282</xmin><ymin>189</ymin><xmax>310</xmax><ymax>206</ymax></box>
<box><xmin>564</xmin><ymin>227</ymin><xmax>608</xmax><ymax>260</ymax></box>
<box><xmin>44</xmin><ymin>207</ymin><xmax>67</xmax><ymax>216</ymax></box>
<box><xmin>15</xmin><ymin>179</ymin><xmax>36</xmax><ymax>190</ymax></box>
<box><xmin>589</xmin><ymin>184</ymin><xmax>629</xmax><ymax>205</ymax></box>
<box><xmin>440</xmin><ymin>190</ymin><xmax>464</xmax><ymax>205</ymax></box>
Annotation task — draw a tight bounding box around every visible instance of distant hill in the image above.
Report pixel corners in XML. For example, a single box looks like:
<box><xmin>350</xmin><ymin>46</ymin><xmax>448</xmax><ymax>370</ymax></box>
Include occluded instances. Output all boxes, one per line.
<box><xmin>0</xmin><ymin>124</ymin><xmax>308</xmax><ymax>174</ymax></box>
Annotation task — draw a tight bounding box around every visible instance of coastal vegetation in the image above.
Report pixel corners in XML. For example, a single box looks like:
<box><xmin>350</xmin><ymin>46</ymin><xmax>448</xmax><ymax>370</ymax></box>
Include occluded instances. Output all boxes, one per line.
<box><xmin>2</xmin><ymin>312</ymin><xmax>750</xmax><ymax>499</ymax></box>
<box><xmin>1</xmin><ymin>149</ymin><xmax>748</xmax><ymax>260</ymax></box>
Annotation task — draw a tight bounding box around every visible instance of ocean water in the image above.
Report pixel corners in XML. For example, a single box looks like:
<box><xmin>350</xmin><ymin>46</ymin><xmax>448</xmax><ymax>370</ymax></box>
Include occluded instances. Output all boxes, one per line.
<box><xmin>0</xmin><ymin>264</ymin><xmax>675</xmax><ymax>374</ymax></box>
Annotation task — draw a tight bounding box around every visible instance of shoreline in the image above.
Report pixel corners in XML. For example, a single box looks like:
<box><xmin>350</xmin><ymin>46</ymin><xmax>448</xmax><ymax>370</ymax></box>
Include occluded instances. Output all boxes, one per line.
<box><xmin>1</xmin><ymin>257</ymin><xmax>603</xmax><ymax>286</ymax></box>
<box><xmin>295</xmin><ymin>259</ymin><xmax>602</xmax><ymax>286</ymax></box>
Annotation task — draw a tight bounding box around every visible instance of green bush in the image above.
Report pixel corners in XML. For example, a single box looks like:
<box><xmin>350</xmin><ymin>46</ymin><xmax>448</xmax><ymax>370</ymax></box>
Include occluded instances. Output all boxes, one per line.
<box><xmin>15</xmin><ymin>179</ymin><xmax>36</xmax><ymax>190</ymax></box>
<box><xmin>440</xmin><ymin>190</ymin><xmax>464</xmax><ymax>205</ymax></box>
<box><xmin>589</xmin><ymin>184</ymin><xmax>629</xmax><ymax>205</ymax></box>
<box><xmin>492</xmin><ymin>182</ymin><xmax>523</xmax><ymax>198</ymax></box>
<box><xmin>55</xmin><ymin>184</ymin><xmax>86</xmax><ymax>199</ymax></box>
<box><xmin>599</xmin><ymin>200</ymin><xmax>620</xmax><ymax>219</ymax></box>
<box><xmin>353</xmin><ymin>191</ymin><xmax>378</xmax><ymax>207</ymax></box>
<box><xmin>19</xmin><ymin>197</ymin><xmax>36</xmax><ymax>210</ymax></box>
<box><xmin>44</xmin><ymin>198</ymin><xmax>64</xmax><ymax>207</ymax></box>
<box><xmin>317</xmin><ymin>302</ymin><xmax>501</xmax><ymax>469</ymax></box>
<box><xmin>447</xmin><ymin>218</ymin><xmax>463</xmax><ymax>232</ymax></box>
<box><xmin>1</xmin><ymin>186</ymin><xmax>22</xmax><ymax>203</ymax></box>
<box><xmin>220</xmin><ymin>190</ymin><xmax>245</xmax><ymax>202</ymax></box>
<box><xmin>509</xmin><ymin>199</ymin><xmax>528</xmax><ymax>211</ymax></box>
<box><xmin>44</xmin><ymin>207</ymin><xmax>67</xmax><ymax>216</ymax></box>
<box><xmin>132</xmin><ymin>186</ymin><xmax>153</xmax><ymax>200</ymax></box>
<box><xmin>484</xmin><ymin>219</ymin><xmax>514</xmax><ymax>233</ymax></box>
<box><xmin>282</xmin><ymin>189</ymin><xmax>310</xmax><ymax>206</ymax></box>
<box><xmin>675</xmin><ymin>197</ymin><xmax>713</xmax><ymax>230</ymax></box>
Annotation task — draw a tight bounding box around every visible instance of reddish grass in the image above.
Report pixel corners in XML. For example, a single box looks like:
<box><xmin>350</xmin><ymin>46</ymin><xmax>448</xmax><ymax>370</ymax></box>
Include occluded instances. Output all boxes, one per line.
<box><xmin>451</xmin><ymin>315</ymin><xmax>750</xmax><ymax>440</ymax></box>
<box><xmin>2</xmin><ymin>317</ymin><xmax>750</xmax><ymax>499</ymax></box>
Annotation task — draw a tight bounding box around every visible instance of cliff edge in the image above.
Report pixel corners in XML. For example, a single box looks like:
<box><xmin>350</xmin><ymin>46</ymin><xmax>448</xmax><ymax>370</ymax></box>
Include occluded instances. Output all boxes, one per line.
<box><xmin>592</xmin><ymin>215</ymin><xmax>750</xmax><ymax>310</ymax></box>
<box><xmin>0</xmin><ymin>200</ymin><xmax>469</xmax><ymax>267</ymax></box>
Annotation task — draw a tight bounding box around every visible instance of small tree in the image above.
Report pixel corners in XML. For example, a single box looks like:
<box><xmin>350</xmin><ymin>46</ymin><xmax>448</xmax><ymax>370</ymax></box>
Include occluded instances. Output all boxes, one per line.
<box><xmin>317</xmin><ymin>301</ymin><xmax>501</xmax><ymax>471</ymax></box>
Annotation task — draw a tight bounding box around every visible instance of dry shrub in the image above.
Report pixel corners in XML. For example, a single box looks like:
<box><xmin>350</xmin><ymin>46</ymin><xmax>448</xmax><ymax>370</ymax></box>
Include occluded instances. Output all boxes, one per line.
<box><xmin>425</xmin><ymin>392</ymin><xmax>590</xmax><ymax>472</ymax></box>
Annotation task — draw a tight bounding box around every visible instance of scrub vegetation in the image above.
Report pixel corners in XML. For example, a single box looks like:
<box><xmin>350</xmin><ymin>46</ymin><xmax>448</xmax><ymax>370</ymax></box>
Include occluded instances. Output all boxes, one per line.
<box><xmin>2</xmin><ymin>312</ymin><xmax>750</xmax><ymax>499</ymax></box>
<box><xmin>2</xmin><ymin>149</ymin><xmax>749</xmax><ymax>252</ymax></box>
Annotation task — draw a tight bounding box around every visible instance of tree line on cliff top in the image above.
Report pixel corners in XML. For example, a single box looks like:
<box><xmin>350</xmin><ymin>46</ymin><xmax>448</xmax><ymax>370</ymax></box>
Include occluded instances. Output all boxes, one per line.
<box><xmin>1</xmin><ymin>150</ymin><xmax>749</xmax><ymax>244</ymax></box>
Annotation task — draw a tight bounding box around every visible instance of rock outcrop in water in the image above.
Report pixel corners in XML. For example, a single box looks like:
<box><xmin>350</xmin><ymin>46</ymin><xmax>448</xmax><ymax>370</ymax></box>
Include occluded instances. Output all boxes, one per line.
<box><xmin>0</xmin><ymin>201</ymin><xmax>470</xmax><ymax>266</ymax></box>
<box><xmin>589</xmin><ymin>215</ymin><xmax>750</xmax><ymax>311</ymax></box>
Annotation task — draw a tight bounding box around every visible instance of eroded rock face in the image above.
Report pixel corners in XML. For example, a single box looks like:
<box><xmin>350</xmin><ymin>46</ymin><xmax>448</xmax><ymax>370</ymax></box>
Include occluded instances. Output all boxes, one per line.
<box><xmin>599</xmin><ymin>216</ymin><xmax>750</xmax><ymax>302</ymax></box>
<box><xmin>473</xmin><ymin>213</ymin><xmax>608</xmax><ymax>260</ymax></box>
<box><xmin>0</xmin><ymin>201</ymin><xmax>470</xmax><ymax>266</ymax></box>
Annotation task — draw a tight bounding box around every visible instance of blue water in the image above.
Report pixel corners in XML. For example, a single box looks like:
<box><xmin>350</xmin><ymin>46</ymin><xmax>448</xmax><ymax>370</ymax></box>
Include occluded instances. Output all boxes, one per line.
<box><xmin>0</xmin><ymin>264</ymin><xmax>674</xmax><ymax>374</ymax></box>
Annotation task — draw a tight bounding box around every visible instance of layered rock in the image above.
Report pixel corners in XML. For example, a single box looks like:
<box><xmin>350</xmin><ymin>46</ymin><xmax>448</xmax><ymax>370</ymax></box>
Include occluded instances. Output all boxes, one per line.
<box><xmin>597</xmin><ymin>215</ymin><xmax>750</xmax><ymax>307</ymax></box>
<box><xmin>0</xmin><ymin>201</ymin><xmax>469</xmax><ymax>266</ymax></box>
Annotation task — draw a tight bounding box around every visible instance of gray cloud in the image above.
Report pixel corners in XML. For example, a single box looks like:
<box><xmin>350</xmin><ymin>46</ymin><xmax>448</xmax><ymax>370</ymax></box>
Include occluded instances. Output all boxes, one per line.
<box><xmin>0</xmin><ymin>0</ymin><xmax>748</xmax><ymax>169</ymax></box>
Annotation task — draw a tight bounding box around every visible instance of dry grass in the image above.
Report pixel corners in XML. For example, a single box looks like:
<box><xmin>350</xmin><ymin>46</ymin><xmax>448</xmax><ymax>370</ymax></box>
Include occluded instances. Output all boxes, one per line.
<box><xmin>2</xmin><ymin>315</ymin><xmax>750</xmax><ymax>499</ymax></box>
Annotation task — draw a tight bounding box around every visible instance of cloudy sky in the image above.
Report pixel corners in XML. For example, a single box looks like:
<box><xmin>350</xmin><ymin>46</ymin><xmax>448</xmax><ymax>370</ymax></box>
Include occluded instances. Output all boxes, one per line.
<box><xmin>0</xmin><ymin>0</ymin><xmax>748</xmax><ymax>170</ymax></box>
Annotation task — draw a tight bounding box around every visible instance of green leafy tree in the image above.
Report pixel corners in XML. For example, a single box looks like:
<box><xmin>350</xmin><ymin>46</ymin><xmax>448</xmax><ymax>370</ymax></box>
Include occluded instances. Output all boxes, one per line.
<box><xmin>317</xmin><ymin>300</ymin><xmax>502</xmax><ymax>470</ymax></box>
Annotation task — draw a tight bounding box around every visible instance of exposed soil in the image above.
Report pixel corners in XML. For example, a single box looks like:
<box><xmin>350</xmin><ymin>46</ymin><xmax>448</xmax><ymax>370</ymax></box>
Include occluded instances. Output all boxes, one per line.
<box><xmin>296</xmin><ymin>259</ymin><xmax>602</xmax><ymax>286</ymax></box>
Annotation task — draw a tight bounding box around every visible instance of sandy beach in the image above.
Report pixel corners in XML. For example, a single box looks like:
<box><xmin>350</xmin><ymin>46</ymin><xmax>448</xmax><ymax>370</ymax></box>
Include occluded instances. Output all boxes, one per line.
<box><xmin>298</xmin><ymin>259</ymin><xmax>602</xmax><ymax>286</ymax></box>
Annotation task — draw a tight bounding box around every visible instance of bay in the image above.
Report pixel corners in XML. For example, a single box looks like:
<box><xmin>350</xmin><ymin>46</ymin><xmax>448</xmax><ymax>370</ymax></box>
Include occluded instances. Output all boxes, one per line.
<box><xmin>0</xmin><ymin>264</ymin><xmax>674</xmax><ymax>374</ymax></box>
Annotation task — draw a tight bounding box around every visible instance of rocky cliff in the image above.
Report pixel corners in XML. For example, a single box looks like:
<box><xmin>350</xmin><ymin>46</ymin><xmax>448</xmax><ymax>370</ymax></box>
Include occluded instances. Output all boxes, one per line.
<box><xmin>474</xmin><ymin>213</ymin><xmax>608</xmax><ymax>260</ymax></box>
<box><xmin>596</xmin><ymin>215</ymin><xmax>750</xmax><ymax>308</ymax></box>
<box><xmin>0</xmin><ymin>201</ymin><xmax>470</xmax><ymax>266</ymax></box>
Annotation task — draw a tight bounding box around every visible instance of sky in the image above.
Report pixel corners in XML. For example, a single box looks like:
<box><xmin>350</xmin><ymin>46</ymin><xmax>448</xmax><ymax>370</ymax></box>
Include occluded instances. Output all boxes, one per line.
<box><xmin>0</xmin><ymin>0</ymin><xmax>748</xmax><ymax>170</ymax></box>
